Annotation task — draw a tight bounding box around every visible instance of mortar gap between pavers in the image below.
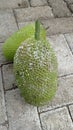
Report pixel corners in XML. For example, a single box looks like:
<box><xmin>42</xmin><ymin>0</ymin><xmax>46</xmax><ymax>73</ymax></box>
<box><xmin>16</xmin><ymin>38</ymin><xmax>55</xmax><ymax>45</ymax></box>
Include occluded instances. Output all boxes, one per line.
<box><xmin>58</xmin><ymin>72</ymin><xmax>73</xmax><ymax>78</ymax></box>
<box><xmin>39</xmin><ymin>104</ymin><xmax>67</xmax><ymax>114</ymax></box>
<box><xmin>5</xmin><ymin>85</ymin><xmax>18</xmax><ymax>92</ymax></box>
<box><xmin>1</xmin><ymin>67</ymin><xmax>6</xmax><ymax>92</ymax></box>
<box><xmin>37</xmin><ymin>107</ymin><xmax>44</xmax><ymax>130</ymax></box>
<box><xmin>1</xmin><ymin>62</ymin><xmax>13</xmax><ymax>67</ymax></box>
<box><xmin>0</xmin><ymin>67</ymin><xmax>9</xmax><ymax>129</ymax></box>
<box><xmin>12</xmin><ymin>9</ymin><xmax>19</xmax><ymax>29</ymax></box>
<box><xmin>66</xmin><ymin>105</ymin><xmax>73</xmax><ymax>122</ymax></box>
<box><xmin>39</xmin><ymin>101</ymin><xmax>73</xmax><ymax>114</ymax></box>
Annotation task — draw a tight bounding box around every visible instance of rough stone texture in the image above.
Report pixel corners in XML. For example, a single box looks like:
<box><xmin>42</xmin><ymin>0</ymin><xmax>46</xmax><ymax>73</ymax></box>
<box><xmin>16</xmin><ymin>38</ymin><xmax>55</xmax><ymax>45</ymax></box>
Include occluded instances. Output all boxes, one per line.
<box><xmin>0</xmin><ymin>0</ymin><xmax>29</xmax><ymax>9</ymax></box>
<box><xmin>47</xmin><ymin>34</ymin><xmax>73</xmax><ymax>76</ymax></box>
<box><xmin>69</xmin><ymin>4</ymin><xmax>73</xmax><ymax>12</ymax></box>
<box><xmin>0</xmin><ymin>125</ymin><xmax>7</xmax><ymax>130</ymax></box>
<box><xmin>2</xmin><ymin>64</ymin><xmax>16</xmax><ymax>90</ymax></box>
<box><xmin>5</xmin><ymin>89</ymin><xmax>41</xmax><ymax>130</ymax></box>
<box><xmin>18</xmin><ymin>21</ymin><xmax>33</xmax><ymax>28</ymax></box>
<box><xmin>30</xmin><ymin>0</ymin><xmax>48</xmax><ymax>7</ymax></box>
<box><xmin>64</xmin><ymin>0</ymin><xmax>73</xmax><ymax>12</ymax></box>
<box><xmin>64</xmin><ymin>0</ymin><xmax>73</xmax><ymax>4</ymax></box>
<box><xmin>40</xmin><ymin>107</ymin><xmax>73</xmax><ymax>130</ymax></box>
<box><xmin>69</xmin><ymin>105</ymin><xmax>73</xmax><ymax>120</ymax></box>
<box><xmin>65</xmin><ymin>33</ymin><xmax>73</xmax><ymax>54</ymax></box>
<box><xmin>14</xmin><ymin>6</ymin><xmax>54</xmax><ymax>23</ymax></box>
<box><xmin>38</xmin><ymin>75</ymin><xmax>73</xmax><ymax>113</ymax></box>
<box><xmin>0</xmin><ymin>68</ymin><xmax>7</xmax><ymax>124</ymax></box>
<box><xmin>0</xmin><ymin>43</ymin><xmax>7</xmax><ymax>66</ymax></box>
<box><xmin>41</xmin><ymin>17</ymin><xmax>73</xmax><ymax>35</ymax></box>
<box><xmin>47</xmin><ymin>0</ymin><xmax>71</xmax><ymax>17</ymax></box>
<box><xmin>0</xmin><ymin>9</ymin><xmax>18</xmax><ymax>42</ymax></box>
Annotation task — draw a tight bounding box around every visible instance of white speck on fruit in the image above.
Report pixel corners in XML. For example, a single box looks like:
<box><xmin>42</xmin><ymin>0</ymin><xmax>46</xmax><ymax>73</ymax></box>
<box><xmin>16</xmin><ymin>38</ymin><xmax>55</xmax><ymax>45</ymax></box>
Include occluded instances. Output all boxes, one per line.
<box><xmin>19</xmin><ymin>45</ymin><xmax>24</xmax><ymax>50</ymax></box>
<box><xmin>33</xmin><ymin>50</ymin><xmax>39</xmax><ymax>59</ymax></box>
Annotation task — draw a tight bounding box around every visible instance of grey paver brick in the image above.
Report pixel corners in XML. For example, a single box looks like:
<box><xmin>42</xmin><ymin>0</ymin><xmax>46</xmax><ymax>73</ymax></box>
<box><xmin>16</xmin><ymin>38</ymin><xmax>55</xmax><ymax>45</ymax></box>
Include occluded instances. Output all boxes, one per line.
<box><xmin>69</xmin><ymin>105</ymin><xmax>73</xmax><ymax>120</ymax></box>
<box><xmin>65</xmin><ymin>33</ymin><xmax>73</xmax><ymax>53</ymax></box>
<box><xmin>47</xmin><ymin>34</ymin><xmax>73</xmax><ymax>76</ymax></box>
<box><xmin>41</xmin><ymin>17</ymin><xmax>73</xmax><ymax>35</ymax></box>
<box><xmin>47</xmin><ymin>0</ymin><xmax>71</xmax><ymax>17</ymax></box>
<box><xmin>40</xmin><ymin>107</ymin><xmax>73</xmax><ymax>130</ymax></box>
<box><xmin>0</xmin><ymin>68</ymin><xmax>7</xmax><ymax>124</ymax></box>
<box><xmin>30</xmin><ymin>0</ymin><xmax>48</xmax><ymax>7</ymax></box>
<box><xmin>38</xmin><ymin>75</ymin><xmax>73</xmax><ymax>113</ymax></box>
<box><xmin>2</xmin><ymin>64</ymin><xmax>15</xmax><ymax>90</ymax></box>
<box><xmin>5</xmin><ymin>89</ymin><xmax>42</xmax><ymax>130</ymax></box>
<box><xmin>0</xmin><ymin>43</ymin><xmax>7</xmax><ymax>66</ymax></box>
<box><xmin>0</xmin><ymin>125</ymin><xmax>7</xmax><ymax>130</ymax></box>
<box><xmin>0</xmin><ymin>9</ymin><xmax>18</xmax><ymax>42</ymax></box>
<box><xmin>14</xmin><ymin>6</ymin><xmax>54</xmax><ymax>23</ymax></box>
<box><xmin>0</xmin><ymin>0</ymin><xmax>29</xmax><ymax>9</ymax></box>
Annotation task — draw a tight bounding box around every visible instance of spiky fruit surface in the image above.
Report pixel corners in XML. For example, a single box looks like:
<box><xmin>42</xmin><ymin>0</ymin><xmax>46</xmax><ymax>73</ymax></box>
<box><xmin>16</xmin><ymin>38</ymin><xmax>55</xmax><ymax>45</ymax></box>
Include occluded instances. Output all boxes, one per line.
<box><xmin>14</xmin><ymin>38</ymin><xmax>58</xmax><ymax>106</ymax></box>
<box><xmin>2</xmin><ymin>23</ymin><xmax>46</xmax><ymax>61</ymax></box>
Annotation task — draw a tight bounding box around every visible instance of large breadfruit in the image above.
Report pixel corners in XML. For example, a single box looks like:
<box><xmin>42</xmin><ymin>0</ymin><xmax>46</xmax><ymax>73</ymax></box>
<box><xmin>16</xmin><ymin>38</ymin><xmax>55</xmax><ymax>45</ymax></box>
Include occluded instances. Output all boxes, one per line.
<box><xmin>2</xmin><ymin>22</ymin><xmax>46</xmax><ymax>61</ymax></box>
<box><xmin>13</xmin><ymin>20</ymin><xmax>58</xmax><ymax>106</ymax></box>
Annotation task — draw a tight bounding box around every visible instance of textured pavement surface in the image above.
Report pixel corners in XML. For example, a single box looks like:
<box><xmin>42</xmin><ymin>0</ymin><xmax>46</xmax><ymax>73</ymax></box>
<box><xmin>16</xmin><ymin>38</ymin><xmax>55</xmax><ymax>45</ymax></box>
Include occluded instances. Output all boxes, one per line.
<box><xmin>0</xmin><ymin>0</ymin><xmax>73</xmax><ymax>130</ymax></box>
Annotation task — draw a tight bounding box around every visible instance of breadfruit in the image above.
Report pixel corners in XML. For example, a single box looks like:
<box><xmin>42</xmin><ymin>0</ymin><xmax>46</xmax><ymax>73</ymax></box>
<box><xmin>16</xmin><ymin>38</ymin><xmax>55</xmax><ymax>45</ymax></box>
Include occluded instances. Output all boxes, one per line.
<box><xmin>2</xmin><ymin>22</ymin><xmax>46</xmax><ymax>61</ymax></box>
<box><xmin>13</xmin><ymin>20</ymin><xmax>58</xmax><ymax>106</ymax></box>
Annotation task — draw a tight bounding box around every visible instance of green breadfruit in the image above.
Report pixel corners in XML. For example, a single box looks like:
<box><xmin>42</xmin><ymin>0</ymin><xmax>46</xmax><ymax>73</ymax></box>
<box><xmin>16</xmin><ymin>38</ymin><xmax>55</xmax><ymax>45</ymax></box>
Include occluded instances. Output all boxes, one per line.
<box><xmin>2</xmin><ymin>22</ymin><xmax>46</xmax><ymax>61</ymax></box>
<box><xmin>13</xmin><ymin>20</ymin><xmax>58</xmax><ymax>106</ymax></box>
<box><xmin>14</xmin><ymin>38</ymin><xmax>57</xmax><ymax>106</ymax></box>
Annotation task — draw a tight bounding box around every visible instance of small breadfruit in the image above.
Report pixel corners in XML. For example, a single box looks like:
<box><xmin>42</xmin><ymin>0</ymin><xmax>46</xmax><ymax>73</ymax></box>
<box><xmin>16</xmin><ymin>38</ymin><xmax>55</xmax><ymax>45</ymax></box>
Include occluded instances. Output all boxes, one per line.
<box><xmin>2</xmin><ymin>22</ymin><xmax>46</xmax><ymax>61</ymax></box>
<box><xmin>13</xmin><ymin>20</ymin><xmax>58</xmax><ymax>106</ymax></box>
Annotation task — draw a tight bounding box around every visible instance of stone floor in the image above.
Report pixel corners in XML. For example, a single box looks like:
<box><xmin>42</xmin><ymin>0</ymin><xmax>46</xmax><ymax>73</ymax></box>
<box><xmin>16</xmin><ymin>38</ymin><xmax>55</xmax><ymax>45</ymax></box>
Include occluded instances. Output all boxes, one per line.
<box><xmin>0</xmin><ymin>0</ymin><xmax>73</xmax><ymax>130</ymax></box>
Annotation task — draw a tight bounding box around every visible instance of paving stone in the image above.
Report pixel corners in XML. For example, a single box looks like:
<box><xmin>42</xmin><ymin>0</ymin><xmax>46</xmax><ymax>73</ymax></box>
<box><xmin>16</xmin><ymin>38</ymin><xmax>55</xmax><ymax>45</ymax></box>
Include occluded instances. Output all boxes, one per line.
<box><xmin>69</xmin><ymin>105</ymin><xmax>73</xmax><ymax>120</ymax></box>
<box><xmin>2</xmin><ymin>64</ymin><xmax>16</xmax><ymax>90</ymax></box>
<box><xmin>41</xmin><ymin>17</ymin><xmax>73</xmax><ymax>35</ymax></box>
<box><xmin>0</xmin><ymin>0</ymin><xmax>29</xmax><ymax>9</ymax></box>
<box><xmin>0</xmin><ymin>68</ymin><xmax>7</xmax><ymax>124</ymax></box>
<box><xmin>47</xmin><ymin>34</ymin><xmax>73</xmax><ymax>76</ymax></box>
<box><xmin>0</xmin><ymin>43</ymin><xmax>7</xmax><ymax>66</ymax></box>
<box><xmin>65</xmin><ymin>33</ymin><xmax>73</xmax><ymax>54</ymax></box>
<box><xmin>0</xmin><ymin>9</ymin><xmax>18</xmax><ymax>42</ymax></box>
<box><xmin>5</xmin><ymin>89</ymin><xmax>41</xmax><ymax>130</ymax></box>
<box><xmin>0</xmin><ymin>125</ymin><xmax>7</xmax><ymax>130</ymax></box>
<box><xmin>47</xmin><ymin>0</ymin><xmax>71</xmax><ymax>17</ymax></box>
<box><xmin>14</xmin><ymin>6</ymin><xmax>54</xmax><ymax>23</ymax></box>
<box><xmin>38</xmin><ymin>75</ymin><xmax>73</xmax><ymax>113</ymax></box>
<box><xmin>40</xmin><ymin>107</ymin><xmax>73</xmax><ymax>130</ymax></box>
<box><xmin>30</xmin><ymin>0</ymin><xmax>48</xmax><ymax>7</ymax></box>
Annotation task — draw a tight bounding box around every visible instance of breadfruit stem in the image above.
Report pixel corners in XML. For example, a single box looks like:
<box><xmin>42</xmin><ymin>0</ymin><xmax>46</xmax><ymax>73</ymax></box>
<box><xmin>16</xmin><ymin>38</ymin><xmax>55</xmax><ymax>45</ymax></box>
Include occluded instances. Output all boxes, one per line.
<box><xmin>35</xmin><ymin>20</ymin><xmax>40</xmax><ymax>40</ymax></box>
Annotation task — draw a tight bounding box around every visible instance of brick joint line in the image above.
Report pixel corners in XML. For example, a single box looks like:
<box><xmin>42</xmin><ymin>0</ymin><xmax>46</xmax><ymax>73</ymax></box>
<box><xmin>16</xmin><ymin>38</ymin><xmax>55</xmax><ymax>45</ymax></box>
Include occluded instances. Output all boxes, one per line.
<box><xmin>37</xmin><ymin>107</ymin><xmax>44</xmax><ymax>130</ymax></box>
<box><xmin>12</xmin><ymin>9</ymin><xmax>19</xmax><ymax>29</ymax></box>
<box><xmin>66</xmin><ymin>105</ymin><xmax>73</xmax><ymax>122</ymax></box>
<box><xmin>38</xmin><ymin>103</ymin><xmax>73</xmax><ymax>114</ymax></box>
<box><xmin>1</xmin><ymin>67</ymin><xmax>9</xmax><ymax>130</ymax></box>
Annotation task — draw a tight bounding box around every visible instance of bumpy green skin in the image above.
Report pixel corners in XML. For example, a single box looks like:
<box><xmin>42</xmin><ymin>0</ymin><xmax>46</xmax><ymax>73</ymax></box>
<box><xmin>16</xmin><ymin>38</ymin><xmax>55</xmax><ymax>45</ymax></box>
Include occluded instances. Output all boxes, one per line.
<box><xmin>2</xmin><ymin>23</ymin><xmax>46</xmax><ymax>61</ymax></box>
<box><xmin>14</xmin><ymin>38</ymin><xmax>58</xmax><ymax>106</ymax></box>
